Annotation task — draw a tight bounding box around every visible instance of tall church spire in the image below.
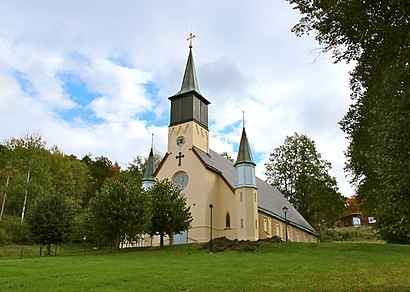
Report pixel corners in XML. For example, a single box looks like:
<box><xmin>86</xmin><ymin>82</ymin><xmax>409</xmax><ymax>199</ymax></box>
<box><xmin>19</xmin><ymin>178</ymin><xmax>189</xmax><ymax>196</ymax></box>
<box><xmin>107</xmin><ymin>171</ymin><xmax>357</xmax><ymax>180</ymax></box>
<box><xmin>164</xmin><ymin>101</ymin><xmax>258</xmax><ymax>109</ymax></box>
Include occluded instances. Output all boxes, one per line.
<box><xmin>168</xmin><ymin>34</ymin><xmax>210</xmax><ymax>129</ymax></box>
<box><xmin>174</xmin><ymin>45</ymin><xmax>201</xmax><ymax>95</ymax></box>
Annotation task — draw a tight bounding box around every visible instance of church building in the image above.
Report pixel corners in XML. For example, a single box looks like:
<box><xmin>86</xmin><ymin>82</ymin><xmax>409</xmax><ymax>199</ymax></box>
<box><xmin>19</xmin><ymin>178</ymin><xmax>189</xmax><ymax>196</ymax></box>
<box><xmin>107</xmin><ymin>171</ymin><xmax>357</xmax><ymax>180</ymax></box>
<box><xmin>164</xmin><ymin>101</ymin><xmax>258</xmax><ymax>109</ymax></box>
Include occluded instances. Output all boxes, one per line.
<box><xmin>141</xmin><ymin>38</ymin><xmax>318</xmax><ymax>245</ymax></box>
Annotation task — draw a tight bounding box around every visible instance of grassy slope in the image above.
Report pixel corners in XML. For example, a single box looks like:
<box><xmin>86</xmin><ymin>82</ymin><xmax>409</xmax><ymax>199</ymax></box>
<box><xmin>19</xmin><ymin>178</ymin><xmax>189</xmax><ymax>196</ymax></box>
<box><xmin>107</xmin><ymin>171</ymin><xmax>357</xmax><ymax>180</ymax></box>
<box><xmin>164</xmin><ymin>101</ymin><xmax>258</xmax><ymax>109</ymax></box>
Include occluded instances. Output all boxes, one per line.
<box><xmin>1</xmin><ymin>243</ymin><xmax>409</xmax><ymax>291</ymax></box>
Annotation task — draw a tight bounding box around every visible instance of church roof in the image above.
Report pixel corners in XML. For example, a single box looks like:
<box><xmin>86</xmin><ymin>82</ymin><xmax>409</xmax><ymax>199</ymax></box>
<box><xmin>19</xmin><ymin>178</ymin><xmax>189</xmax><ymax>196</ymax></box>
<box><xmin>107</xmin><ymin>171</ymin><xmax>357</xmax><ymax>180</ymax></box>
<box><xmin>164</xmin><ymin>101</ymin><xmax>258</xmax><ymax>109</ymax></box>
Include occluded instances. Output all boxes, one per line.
<box><xmin>142</xmin><ymin>147</ymin><xmax>155</xmax><ymax>183</ymax></box>
<box><xmin>173</xmin><ymin>48</ymin><xmax>201</xmax><ymax>96</ymax></box>
<box><xmin>234</xmin><ymin>127</ymin><xmax>256</xmax><ymax>166</ymax></box>
<box><xmin>192</xmin><ymin>146</ymin><xmax>317</xmax><ymax>236</ymax></box>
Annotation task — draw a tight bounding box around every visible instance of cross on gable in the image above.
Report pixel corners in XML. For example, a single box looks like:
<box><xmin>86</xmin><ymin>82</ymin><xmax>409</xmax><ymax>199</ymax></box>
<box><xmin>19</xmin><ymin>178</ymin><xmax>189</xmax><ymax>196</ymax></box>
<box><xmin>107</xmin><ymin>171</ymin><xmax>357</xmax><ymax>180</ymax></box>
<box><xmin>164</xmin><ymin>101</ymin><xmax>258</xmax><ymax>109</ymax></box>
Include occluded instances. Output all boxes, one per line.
<box><xmin>176</xmin><ymin>152</ymin><xmax>185</xmax><ymax>166</ymax></box>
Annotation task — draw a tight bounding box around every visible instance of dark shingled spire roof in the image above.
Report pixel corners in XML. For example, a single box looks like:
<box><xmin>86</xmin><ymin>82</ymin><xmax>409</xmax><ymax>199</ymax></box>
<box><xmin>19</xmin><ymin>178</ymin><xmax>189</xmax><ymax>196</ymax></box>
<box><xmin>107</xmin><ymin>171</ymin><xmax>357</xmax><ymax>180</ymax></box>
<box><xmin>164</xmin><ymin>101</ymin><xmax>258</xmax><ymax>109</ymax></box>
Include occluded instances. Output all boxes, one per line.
<box><xmin>174</xmin><ymin>48</ymin><xmax>201</xmax><ymax>96</ymax></box>
<box><xmin>234</xmin><ymin>127</ymin><xmax>256</xmax><ymax>166</ymax></box>
<box><xmin>142</xmin><ymin>147</ymin><xmax>155</xmax><ymax>183</ymax></box>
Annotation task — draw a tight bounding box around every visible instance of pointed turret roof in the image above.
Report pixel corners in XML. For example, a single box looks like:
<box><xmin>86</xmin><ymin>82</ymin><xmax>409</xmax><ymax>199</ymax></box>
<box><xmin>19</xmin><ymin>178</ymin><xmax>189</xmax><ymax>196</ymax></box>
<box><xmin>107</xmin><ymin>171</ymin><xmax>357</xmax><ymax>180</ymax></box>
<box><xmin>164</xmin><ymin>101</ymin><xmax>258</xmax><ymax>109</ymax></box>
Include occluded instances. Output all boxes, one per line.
<box><xmin>142</xmin><ymin>147</ymin><xmax>155</xmax><ymax>183</ymax></box>
<box><xmin>173</xmin><ymin>48</ymin><xmax>201</xmax><ymax>96</ymax></box>
<box><xmin>234</xmin><ymin>127</ymin><xmax>256</xmax><ymax>166</ymax></box>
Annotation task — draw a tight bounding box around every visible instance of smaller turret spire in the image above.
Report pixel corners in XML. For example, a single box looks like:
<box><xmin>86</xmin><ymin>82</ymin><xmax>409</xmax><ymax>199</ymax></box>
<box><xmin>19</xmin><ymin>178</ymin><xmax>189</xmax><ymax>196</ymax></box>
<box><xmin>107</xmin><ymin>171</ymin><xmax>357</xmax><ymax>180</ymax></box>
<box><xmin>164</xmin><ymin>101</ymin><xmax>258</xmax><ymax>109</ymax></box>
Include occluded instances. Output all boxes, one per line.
<box><xmin>234</xmin><ymin>121</ymin><xmax>256</xmax><ymax>187</ymax></box>
<box><xmin>142</xmin><ymin>134</ymin><xmax>156</xmax><ymax>190</ymax></box>
<box><xmin>235</xmin><ymin>125</ymin><xmax>256</xmax><ymax>167</ymax></box>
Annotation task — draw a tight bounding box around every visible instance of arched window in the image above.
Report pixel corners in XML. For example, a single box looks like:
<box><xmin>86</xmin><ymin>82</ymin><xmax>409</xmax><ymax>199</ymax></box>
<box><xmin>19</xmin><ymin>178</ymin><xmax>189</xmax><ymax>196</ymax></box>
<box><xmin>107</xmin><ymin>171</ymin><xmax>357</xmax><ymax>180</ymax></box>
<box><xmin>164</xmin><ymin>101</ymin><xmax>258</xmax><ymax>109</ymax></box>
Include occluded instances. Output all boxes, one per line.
<box><xmin>226</xmin><ymin>213</ymin><xmax>231</xmax><ymax>228</ymax></box>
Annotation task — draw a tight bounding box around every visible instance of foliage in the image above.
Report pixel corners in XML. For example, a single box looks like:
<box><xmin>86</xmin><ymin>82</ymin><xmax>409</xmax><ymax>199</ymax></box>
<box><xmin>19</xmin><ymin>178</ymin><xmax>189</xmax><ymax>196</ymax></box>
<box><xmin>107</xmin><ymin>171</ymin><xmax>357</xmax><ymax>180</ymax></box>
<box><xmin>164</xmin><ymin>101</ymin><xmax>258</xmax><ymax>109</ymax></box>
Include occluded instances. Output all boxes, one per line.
<box><xmin>265</xmin><ymin>133</ymin><xmax>345</xmax><ymax>228</ymax></box>
<box><xmin>27</xmin><ymin>192</ymin><xmax>76</xmax><ymax>254</ymax></box>
<box><xmin>0</xmin><ymin>134</ymin><xmax>92</xmax><ymax>218</ymax></box>
<box><xmin>81</xmin><ymin>155</ymin><xmax>120</xmax><ymax>206</ymax></box>
<box><xmin>220</xmin><ymin>151</ymin><xmax>234</xmax><ymax>163</ymax></box>
<box><xmin>86</xmin><ymin>174</ymin><xmax>151</xmax><ymax>247</ymax></box>
<box><xmin>0</xmin><ymin>216</ymin><xmax>32</xmax><ymax>245</ymax></box>
<box><xmin>319</xmin><ymin>226</ymin><xmax>381</xmax><ymax>243</ymax></box>
<box><xmin>345</xmin><ymin>196</ymin><xmax>360</xmax><ymax>215</ymax></box>
<box><xmin>146</xmin><ymin>179</ymin><xmax>192</xmax><ymax>247</ymax></box>
<box><xmin>127</xmin><ymin>150</ymin><xmax>164</xmax><ymax>178</ymax></box>
<box><xmin>288</xmin><ymin>0</ymin><xmax>410</xmax><ymax>243</ymax></box>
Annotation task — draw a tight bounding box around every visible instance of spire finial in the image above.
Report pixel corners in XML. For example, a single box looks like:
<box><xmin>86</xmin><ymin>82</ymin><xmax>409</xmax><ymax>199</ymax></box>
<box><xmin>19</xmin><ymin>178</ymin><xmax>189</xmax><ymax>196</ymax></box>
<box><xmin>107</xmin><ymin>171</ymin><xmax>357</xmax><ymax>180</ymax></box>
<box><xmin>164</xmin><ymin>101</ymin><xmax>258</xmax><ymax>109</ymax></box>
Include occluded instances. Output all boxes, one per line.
<box><xmin>187</xmin><ymin>33</ymin><xmax>196</xmax><ymax>49</ymax></box>
<box><xmin>151</xmin><ymin>133</ymin><xmax>154</xmax><ymax>149</ymax></box>
<box><xmin>242</xmin><ymin>111</ymin><xmax>245</xmax><ymax>128</ymax></box>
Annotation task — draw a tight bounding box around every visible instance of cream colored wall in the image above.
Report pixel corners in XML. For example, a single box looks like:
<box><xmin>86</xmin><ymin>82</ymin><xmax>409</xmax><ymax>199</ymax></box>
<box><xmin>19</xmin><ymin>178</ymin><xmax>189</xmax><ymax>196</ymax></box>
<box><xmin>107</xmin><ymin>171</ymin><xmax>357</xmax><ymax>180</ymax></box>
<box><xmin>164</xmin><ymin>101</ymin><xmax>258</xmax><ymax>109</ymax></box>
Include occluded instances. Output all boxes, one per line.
<box><xmin>214</xmin><ymin>174</ymin><xmax>237</xmax><ymax>240</ymax></box>
<box><xmin>168</xmin><ymin>121</ymin><xmax>209</xmax><ymax>154</ymax></box>
<box><xmin>257</xmin><ymin>212</ymin><xmax>317</xmax><ymax>243</ymax></box>
<box><xmin>235</xmin><ymin>187</ymin><xmax>258</xmax><ymax>241</ymax></box>
<box><xmin>156</xmin><ymin>146</ymin><xmax>209</xmax><ymax>243</ymax></box>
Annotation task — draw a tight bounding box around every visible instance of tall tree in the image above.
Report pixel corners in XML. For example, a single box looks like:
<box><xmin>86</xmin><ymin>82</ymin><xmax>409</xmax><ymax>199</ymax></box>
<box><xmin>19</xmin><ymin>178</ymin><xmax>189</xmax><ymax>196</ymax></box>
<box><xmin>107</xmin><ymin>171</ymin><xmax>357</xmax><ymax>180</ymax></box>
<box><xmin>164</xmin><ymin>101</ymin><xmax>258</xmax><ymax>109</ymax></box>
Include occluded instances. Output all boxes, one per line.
<box><xmin>81</xmin><ymin>155</ymin><xmax>120</xmax><ymax>205</ymax></box>
<box><xmin>0</xmin><ymin>134</ymin><xmax>92</xmax><ymax>217</ymax></box>
<box><xmin>146</xmin><ymin>180</ymin><xmax>192</xmax><ymax>247</ymax></box>
<box><xmin>288</xmin><ymin>0</ymin><xmax>410</xmax><ymax>243</ymax></box>
<box><xmin>86</xmin><ymin>174</ymin><xmax>151</xmax><ymax>247</ymax></box>
<box><xmin>265</xmin><ymin>133</ymin><xmax>345</xmax><ymax>227</ymax></box>
<box><xmin>27</xmin><ymin>192</ymin><xmax>76</xmax><ymax>255</ymax></box>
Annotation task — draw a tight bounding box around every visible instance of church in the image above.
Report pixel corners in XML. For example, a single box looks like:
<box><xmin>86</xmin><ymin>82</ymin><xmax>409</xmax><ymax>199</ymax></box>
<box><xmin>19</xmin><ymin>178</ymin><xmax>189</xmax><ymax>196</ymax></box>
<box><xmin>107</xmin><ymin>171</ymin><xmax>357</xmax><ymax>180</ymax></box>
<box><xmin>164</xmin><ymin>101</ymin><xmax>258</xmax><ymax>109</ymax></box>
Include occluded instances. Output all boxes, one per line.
<box><xmin>141</xmin><ymin>37</ymin><xmax>318</xmax><ymax>245</ymax></box>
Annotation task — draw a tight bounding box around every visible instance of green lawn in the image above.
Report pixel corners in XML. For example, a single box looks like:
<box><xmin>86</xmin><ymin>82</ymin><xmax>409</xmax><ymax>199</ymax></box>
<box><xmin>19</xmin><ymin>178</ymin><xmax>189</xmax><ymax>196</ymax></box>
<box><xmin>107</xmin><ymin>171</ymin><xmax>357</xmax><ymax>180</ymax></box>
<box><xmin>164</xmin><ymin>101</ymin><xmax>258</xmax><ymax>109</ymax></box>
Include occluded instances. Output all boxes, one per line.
<box><xmin>1</xmin><ymin>242</ymin><xmax>409</xmax><ymax>291</ymax></box>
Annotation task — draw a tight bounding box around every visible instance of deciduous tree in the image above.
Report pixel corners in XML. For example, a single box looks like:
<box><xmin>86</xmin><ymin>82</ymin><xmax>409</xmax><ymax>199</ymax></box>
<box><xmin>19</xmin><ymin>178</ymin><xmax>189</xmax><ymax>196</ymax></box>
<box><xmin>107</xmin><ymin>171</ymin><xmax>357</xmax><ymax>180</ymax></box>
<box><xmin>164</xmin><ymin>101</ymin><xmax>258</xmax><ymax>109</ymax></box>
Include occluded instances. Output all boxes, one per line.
<box><xmin>265</xmin><ymin>133</ymin><xmax>345</xmax><ymax>227</ymax></box>
<box><xmin>86</xmin><ymin>175</ymin><xmax>151</xmax><ymax>247</ymax></box>
<box><xmin>27</xmin><ymin>192</ymin><xmax>76</xmax><ymax>255</ymax></box>
<box><xmin>146</xmin><ymin>180</ymin><xmax>192</xmax><ymax>247</ymax></box>
<box><xmin>288</xmin><ymin>0</ymin><xmax>410</xmax><ymax>243</ymax></box>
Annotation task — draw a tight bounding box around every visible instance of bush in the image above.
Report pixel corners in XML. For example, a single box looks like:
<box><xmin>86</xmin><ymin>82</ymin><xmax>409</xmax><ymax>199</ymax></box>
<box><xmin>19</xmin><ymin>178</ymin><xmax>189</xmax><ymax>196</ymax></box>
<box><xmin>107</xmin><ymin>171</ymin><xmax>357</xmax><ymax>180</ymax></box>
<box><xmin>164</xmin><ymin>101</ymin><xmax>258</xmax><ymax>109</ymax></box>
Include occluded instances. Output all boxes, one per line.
<box><xmin>319</xmin><ymin>226</ymin><xmax>381</xmax><ymax>242</ymax></box>
<box><xmin>0</xmin><ymin>216</ymin><xmax>33</xmax><ymax>245</ymax></box>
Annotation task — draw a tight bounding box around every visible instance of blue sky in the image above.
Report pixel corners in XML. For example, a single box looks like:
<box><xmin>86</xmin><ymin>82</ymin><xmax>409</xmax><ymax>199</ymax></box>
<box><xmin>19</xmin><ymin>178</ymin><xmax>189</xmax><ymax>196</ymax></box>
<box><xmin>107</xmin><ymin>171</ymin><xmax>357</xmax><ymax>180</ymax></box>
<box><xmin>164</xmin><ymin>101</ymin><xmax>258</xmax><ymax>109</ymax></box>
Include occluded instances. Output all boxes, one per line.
<box><xmin>0</xmin><ymin>1</ymin><xmax>353</xmax><ymax>196</ymax></box>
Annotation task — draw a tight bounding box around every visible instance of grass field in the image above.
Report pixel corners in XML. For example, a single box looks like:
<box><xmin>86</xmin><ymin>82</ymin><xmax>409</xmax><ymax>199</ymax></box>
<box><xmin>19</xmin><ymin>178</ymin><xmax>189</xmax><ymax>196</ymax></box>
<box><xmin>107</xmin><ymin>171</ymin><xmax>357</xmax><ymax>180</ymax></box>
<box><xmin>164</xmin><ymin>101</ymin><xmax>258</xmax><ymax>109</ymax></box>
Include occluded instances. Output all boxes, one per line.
<box><xmin>1</xmin><ymin>242</ymin><xmax>409</xmax><ymax>291</ymax></box>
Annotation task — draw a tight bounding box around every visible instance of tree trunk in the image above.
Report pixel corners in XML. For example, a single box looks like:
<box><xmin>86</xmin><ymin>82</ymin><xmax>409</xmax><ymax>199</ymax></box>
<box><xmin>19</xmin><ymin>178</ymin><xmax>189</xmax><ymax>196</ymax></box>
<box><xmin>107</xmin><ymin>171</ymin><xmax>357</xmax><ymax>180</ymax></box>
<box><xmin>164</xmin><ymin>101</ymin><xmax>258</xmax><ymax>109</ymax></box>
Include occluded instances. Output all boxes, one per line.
<box><xmin>160</xmin><ymin>234</ymin><xmax>164</xmax><ymax>247</ymax></box>
<box><xmin>46</xmin><ymin>244</ymin><xmax>51</xmax><ymax>256</ymax></box>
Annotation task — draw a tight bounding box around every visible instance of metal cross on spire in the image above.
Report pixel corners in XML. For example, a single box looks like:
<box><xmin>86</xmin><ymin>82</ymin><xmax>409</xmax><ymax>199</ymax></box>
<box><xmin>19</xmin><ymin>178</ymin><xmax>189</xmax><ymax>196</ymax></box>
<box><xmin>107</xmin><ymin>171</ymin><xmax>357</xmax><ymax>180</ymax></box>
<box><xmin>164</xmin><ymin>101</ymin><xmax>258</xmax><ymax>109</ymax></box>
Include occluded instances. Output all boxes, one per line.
<box><xmin>187</xmin><ymin>33</ymin><xmax>196</xmax><ymax>48</ymax></box>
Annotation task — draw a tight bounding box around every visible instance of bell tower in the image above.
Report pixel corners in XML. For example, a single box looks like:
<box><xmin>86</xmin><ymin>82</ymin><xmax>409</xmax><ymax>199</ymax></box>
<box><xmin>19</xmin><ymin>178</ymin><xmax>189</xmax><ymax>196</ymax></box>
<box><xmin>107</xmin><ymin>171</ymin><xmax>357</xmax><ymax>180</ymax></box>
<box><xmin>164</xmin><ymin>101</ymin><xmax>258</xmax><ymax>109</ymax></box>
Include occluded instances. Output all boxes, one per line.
<box><xmin>168</xmin><ymin>34</ymin><xmax>210</xmax><ymax>154</ymax></box>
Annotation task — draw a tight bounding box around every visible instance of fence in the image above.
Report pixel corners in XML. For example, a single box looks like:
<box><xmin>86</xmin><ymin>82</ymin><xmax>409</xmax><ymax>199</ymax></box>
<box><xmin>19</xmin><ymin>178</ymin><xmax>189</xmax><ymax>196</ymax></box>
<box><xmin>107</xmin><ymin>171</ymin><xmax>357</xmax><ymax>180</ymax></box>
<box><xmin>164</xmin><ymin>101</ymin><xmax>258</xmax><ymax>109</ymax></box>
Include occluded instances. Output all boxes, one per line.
<box><xmin>0</xmin><ymin>244</ymin><xmax>125</xmax><ymax>260</ymax></box>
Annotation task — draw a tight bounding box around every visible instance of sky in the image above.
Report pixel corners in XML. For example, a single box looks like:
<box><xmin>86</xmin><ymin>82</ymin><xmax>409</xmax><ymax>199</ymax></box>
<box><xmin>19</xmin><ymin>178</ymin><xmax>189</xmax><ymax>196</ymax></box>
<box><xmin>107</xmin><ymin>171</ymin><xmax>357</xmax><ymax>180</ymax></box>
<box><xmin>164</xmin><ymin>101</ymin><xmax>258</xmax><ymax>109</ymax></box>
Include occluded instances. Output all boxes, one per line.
<box><xmin>0</xmin><ymin>1</ymin><xmax>354</xmax><ymax>196</ymax></box>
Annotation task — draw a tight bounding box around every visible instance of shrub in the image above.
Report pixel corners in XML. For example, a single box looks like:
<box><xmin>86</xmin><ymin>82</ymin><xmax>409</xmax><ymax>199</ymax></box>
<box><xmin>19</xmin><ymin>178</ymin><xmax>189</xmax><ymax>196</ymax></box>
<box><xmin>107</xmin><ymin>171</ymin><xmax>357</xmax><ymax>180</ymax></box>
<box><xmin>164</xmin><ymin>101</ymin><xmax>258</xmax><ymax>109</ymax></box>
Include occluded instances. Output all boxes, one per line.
<box><xmin>319</xmin><ymin>226</ymin><xmax>381</xmax><ymax>242</ymax></box>
<box><xmin>0</xmin><ymin>216</ymin><xmax>33</xmax><ymax>245</ymax></box>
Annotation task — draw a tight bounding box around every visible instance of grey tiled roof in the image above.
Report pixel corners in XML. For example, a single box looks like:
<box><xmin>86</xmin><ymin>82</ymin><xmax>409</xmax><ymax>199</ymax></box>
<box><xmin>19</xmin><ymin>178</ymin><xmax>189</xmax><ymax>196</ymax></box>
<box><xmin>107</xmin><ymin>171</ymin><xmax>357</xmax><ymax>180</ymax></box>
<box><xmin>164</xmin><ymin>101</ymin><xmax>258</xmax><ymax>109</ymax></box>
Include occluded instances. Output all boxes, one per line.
<box><xmin>193</xmin><ymin>147</ymin><xmax>317</xmax><ymax>235</ymax></box>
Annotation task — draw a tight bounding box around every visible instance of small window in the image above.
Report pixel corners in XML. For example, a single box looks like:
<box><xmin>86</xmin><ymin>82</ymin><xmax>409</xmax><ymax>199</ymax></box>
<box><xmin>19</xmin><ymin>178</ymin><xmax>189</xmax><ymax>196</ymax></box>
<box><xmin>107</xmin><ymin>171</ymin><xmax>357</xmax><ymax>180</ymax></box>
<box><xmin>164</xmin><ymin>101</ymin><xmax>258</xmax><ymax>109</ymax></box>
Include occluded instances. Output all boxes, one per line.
<box><xmin>240</xmin><ymin>219</ymin><xmax>244</xmax><ymax>229</ymax></box>
<box><xmin>264</xmin><ymin>218</ymin><xmax>269</xmax><ymax>233</ymax></box>
<box><xmin>276</xmin><ymin>223</ymin><xmax>280</xmax><ymax>236</ymax></box>
<box><xmin>368</xmin><ymin>217</ymin><xmax>376</xmax><ymax>224</ymax></box>
<box><xmin>240</xmin><ymin>192</ymin><xmax>243</xmax><ymax>201</ymax></box>
<box><xmin>254</xmin><ymin>193</ymin><xmax>257</xmax><ymax>202</ymax></box>
<box><xmin>226</xmin><ymin>213</ymin><xmax>231</xmax><ymax>228</ymax></box>
<box><xmin>352</xmin><ymin>217</ymin><xmax>361</xmax><ymax>227</ymax></box>
<box><xmin>255</xmin><ymin>219</ymin><xmax>258</xmax><ymax>229</ymax></box>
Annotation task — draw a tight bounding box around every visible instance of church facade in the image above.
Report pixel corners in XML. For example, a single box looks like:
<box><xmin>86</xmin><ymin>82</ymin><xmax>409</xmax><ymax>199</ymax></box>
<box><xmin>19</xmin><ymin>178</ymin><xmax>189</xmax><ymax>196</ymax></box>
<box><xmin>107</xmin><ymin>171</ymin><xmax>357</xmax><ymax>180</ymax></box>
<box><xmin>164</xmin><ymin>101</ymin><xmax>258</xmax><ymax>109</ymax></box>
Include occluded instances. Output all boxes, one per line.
<box><xmin>141</xmin><ymin>43</ymin><xmax>318</xmax><ymax>245</ymax></box>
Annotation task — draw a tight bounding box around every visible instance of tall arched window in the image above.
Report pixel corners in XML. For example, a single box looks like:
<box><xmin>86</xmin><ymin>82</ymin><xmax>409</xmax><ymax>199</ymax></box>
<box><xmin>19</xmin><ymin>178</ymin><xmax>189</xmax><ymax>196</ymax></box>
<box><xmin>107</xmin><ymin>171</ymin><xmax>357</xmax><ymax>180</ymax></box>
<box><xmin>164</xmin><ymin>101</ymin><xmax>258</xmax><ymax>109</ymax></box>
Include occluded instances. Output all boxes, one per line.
<box><xmin>226</xmin><ymin>213</ymin><xmax>231</xmax><ymax>228</ymax></box>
